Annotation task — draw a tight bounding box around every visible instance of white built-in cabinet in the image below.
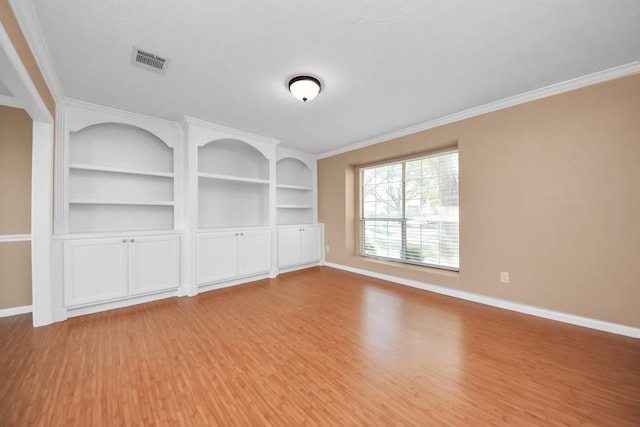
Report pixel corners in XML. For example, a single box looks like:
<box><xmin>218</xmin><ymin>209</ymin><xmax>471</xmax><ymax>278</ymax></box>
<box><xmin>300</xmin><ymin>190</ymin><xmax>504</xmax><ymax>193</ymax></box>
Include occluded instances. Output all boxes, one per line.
<box><xmin>55</xmin><ymin>102</ymin><xmax>183</xmax><ymax>315</ymax></box>
<box><xmin>64</xmin><ymin>235</ymin><xmax>180</xmax><ymax>307</ymax></box>
<box><xmin>197</xmin><ymin>229</ymin><xmax>272</xmax><ymax>285</ymax></box>
<box><xmin>185</xmin><ymin>117</ymin><xmax>279</xmax><ymax>289</ymax></box>
<box><xmin>278</xmin><ymin>225</ymin><xmax>323</xmax><ymax>269</ymax></box>
<box><xmin>52</xmin><ymin>103</ymin><xmax>323</xmax><ymax>320</ymax></box>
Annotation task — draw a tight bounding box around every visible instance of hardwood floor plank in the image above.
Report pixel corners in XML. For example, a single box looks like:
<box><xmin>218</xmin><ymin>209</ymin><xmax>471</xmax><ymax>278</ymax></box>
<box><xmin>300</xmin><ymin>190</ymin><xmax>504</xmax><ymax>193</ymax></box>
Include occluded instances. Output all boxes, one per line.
<box><xmin>1</xmin><ymin>266</ymin><xmax>639</xmax><ymax>425</ymax></box>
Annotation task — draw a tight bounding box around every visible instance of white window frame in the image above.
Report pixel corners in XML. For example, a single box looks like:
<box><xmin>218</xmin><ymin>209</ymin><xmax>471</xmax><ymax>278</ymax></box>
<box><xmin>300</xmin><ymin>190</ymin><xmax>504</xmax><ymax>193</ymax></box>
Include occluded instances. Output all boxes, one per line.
<box><xmin>359</xmin><ymin>149</ymin><xmax>459</xmax><ymax>271</ymax></box>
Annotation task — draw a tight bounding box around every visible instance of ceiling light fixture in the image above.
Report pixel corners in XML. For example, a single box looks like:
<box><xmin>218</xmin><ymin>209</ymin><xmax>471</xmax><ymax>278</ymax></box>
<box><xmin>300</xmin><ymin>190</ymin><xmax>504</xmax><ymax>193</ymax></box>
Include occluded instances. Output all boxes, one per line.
<box><xmin>288</xmin><ymin>75</ymin><xmax>321</xmax><ymax>102</ymax></box>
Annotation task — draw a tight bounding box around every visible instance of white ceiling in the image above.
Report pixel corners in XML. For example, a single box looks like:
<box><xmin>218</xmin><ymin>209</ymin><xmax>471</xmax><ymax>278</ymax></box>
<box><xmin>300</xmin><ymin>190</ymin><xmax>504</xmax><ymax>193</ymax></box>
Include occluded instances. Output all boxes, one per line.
<box><xmin>25</xmin><ymin>0</ymin><xmax>640</xmax><ymax>154</ymax></box>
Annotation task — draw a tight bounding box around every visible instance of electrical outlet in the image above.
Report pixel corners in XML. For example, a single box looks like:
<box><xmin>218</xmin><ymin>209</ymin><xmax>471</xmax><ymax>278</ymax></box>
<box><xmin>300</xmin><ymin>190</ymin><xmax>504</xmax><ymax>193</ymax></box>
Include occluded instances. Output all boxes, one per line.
<box><xmin>500</xmin><ymin>272</ymin><xmax>510</xmax><ymax>283</ymax></box>
<box><xmin>326</xmin><ymin>245</ymin><xmax>330</xmax><ymax>253</ymax></box>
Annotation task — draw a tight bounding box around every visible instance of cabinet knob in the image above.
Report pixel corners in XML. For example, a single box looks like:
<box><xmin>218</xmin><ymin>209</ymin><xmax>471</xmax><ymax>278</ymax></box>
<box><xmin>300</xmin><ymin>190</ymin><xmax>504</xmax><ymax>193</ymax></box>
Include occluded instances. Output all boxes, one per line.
<box><xmin>122</xmin><ymin>239</ymin><xmax>127</xmax><ymax>243</ymax></box>
<box><xmin>130</xmin><ymin>239</ymin><xmax>135</xmax><ymax>243</ymax></box>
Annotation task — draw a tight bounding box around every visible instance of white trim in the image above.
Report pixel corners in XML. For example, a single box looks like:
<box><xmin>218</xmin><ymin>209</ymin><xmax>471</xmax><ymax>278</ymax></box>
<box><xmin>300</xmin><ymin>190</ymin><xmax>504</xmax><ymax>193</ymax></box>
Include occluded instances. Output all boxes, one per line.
<box><xmin>59</xmin><ymin>99</ymin><xmax>183</xmax><ymax>147</ymax></box>
<box><xmin>0</xmin><ymin>305</ymin><xmax>33</xmax><ymax>317</ymax></box>
<box><xmin>0</xmin><ymin>22</ymin><xmax>52</xmax><ymax>123</ymax></box>
<box><xmin>9</xmin><ymin>0</ymin><xmax>64</xmax><ymax>100</ymax></box>
<box><xmin>318</xmin><ymin>62</ymin><xmax>640</xmax><ymax>159</ymax></box>
<box><xmin>0</xmin><ymin>234</ymin><xmax>31</xmax><ymax>242</ymax></box>
<box><xmin>183</xmin><ymin>116</ymin><xmax>281</xmax><ymax>147</ymax></box>
<box><xmin>324</xmin><ymin>262</ymin><xmax>640</xmax><ymax>339</ymax></box>
<box><xmin>53</xmin><ymin>107</ymin><xmax>67</xmax><ymax>234</ymax></box>
<box><xmin>31</xmin><ymin>121</ymin><xmax>54</xmax><ymax>327</ymax></box>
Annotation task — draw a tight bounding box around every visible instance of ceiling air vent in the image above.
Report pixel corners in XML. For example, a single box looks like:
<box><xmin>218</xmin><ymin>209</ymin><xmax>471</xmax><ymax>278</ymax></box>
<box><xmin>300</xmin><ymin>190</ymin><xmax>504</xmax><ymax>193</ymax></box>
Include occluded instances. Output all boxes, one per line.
<box><xmin>132</xmin><ymin>48</ymin><xmax>167</xmax><ymax>73</ymax></box>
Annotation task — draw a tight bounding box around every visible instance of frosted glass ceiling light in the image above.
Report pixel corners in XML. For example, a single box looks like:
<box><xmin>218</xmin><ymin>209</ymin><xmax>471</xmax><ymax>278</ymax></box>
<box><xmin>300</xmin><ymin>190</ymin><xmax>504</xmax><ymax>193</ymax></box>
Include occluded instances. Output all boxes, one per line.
<box><xmin>288</xmin><ymin>76</ymin><xmax>321</xmax><ymax>102</ymax></box>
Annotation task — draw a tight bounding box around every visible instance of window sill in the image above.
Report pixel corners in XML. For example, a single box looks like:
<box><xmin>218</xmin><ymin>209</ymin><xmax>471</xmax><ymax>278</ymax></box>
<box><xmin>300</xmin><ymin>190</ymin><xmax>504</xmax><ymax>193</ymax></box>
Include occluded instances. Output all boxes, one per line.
<box><xmin>357</xmin><ymin>255</ymin><xmax>460</xmax><ymax>278</ymax></box>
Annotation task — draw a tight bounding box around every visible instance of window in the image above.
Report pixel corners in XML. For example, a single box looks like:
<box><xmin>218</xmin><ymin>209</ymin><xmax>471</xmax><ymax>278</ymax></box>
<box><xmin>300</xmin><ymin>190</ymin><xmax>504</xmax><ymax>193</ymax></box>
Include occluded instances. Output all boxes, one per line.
<box><xmin>360</xmin><ymin>149</ymin><xmax>459</xmax><ymax>270</ymax></box>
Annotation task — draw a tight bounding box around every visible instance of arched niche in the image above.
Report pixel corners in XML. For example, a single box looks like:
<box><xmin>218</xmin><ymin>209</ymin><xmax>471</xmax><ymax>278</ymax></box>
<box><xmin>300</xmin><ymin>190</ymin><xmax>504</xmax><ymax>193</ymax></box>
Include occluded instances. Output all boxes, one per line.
<box><xmin>70</xmin><ymin>122</ymin><xmax>173</xmax><ymax>174</ymax></box>
<box><xmin>276</xmin><ymin>157</ymin><xmax>312</xmax><ymax>188</ymax></box>
<box><xmin>198</xmin><ymin>138</ymin><xmax>269</xmax><ymax>180</ymax></box>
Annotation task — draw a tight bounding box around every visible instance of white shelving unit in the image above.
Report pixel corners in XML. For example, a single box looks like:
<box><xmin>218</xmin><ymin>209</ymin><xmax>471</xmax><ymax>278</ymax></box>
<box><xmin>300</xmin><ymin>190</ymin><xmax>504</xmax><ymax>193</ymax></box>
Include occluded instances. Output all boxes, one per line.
<box><xmin>197</xmin><ymin>138</ymin><xmax>271</xmax><ymax>229</ymax></box>
<box><xmin>184</xmin><ymin>117</ymin><xmax>279</xmax><ymax>293</ymax></box>
<box><xmin>54</xmin><ymin>101</ymin><xmax>184</xmax><ymax>319</ymax></box>
<box><xmin>51</xmin><ymin>105</ymin><xmax>323</xmax><ymax>322</ymax></box>
<box><xmin>276</xmin><ymin>149</ymin><xmax>317</xmax><ymax>226</ymax></box>
<box><xmin>56</xmin><ymin>103</ymin><xmax>183</xmax><ymax>234</ymax></box>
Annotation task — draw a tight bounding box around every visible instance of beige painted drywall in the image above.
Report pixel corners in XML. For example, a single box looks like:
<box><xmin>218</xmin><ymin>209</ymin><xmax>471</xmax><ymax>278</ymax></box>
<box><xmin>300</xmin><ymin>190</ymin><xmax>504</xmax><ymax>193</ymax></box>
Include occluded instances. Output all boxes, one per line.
<box><xmin>0</xmin><ymin>1</ymin><xmax>56</xmax><ymax>116</ymax></box>
<box><xmin>319</xmin><ymin>73</ymin><xmax>640</xmax><ymax>329</ymax></box>
<box><xmin>0</xmin><ymin>106</ymin><xmax>32</xmax><ymax>234</ymax></box>
<box><xmin>0</xmin><ymin>241</ymin><xmax>31</xmax><ymax>309</ymax></box>
<box><xmin>0</xmin><ymin>106</ymin><xmax>32</xmax><ymax>309</ymax></box>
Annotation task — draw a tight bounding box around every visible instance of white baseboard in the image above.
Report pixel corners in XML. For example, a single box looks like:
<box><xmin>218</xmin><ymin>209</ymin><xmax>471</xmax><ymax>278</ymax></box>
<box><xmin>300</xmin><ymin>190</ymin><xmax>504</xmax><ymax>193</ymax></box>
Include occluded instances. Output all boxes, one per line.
<box><xmin>324</xmin><ymin>262</ymin><xmax>640</xmax><ymax>339</ymax></box>
<box><xmin>0</xmin><ymin>305</ymin><xmax>33</xmax><ymax>317</ymax></box>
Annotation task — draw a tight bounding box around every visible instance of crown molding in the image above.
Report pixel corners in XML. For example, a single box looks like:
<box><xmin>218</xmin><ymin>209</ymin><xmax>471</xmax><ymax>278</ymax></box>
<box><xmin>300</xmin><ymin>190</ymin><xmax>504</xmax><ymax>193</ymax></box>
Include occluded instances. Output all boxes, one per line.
<box><xmin>59</xmin><ymin>97</ymin><xmax>181</xmax><ymax>129</ymax></box>
<box><xmin>58</xmin><ymin>97</ymin><xmax>183</xmax><ymax>149</ymax></box>
<box><xmin>318</xmin><ymin>62</ymin><xmax>640</xmax><ymax>159</ymax></box>
<box><xmin>9</xmin><ymin>0</ymin><xmax>64</xmax><ymax>101</ymax></box>
<box><xmin>183</xmin><ymin>115</ymin><xmax>281</xmax><ymax>146</ymax></box>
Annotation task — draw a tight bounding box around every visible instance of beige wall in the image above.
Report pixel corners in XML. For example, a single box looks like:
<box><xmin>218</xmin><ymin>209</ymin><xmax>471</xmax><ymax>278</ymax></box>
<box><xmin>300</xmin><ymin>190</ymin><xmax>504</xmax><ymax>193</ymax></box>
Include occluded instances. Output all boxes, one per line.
<box><xmin>319</xmin><ymin>74</ymin><xmax>640</xmax><ymax>328</ymax></box>
<box><xmin>0</xmin><ymin>241</ymin><xmax>31</xmax><ymax>309</ymax></box>
<box><xmin>0</xmin><ymin>106</ymin><xmax>32</xmax><ymax>234</ymax></box>
<box><xmin>0</xmin><ymin>0</ymin><xmax>56</xmax><ymax>117</ymax></box>
<box><xmin>0</xmin><ymin>105</ymin><xmax>32</xmax><ymax>309</ymax></box>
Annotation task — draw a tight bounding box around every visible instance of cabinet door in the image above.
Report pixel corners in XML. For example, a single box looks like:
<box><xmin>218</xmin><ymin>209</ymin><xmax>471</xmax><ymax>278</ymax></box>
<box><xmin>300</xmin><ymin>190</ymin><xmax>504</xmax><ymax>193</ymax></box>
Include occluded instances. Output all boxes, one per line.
<box><xmin>301</xmin><ymin>226</ymin><xmax>322</xmax><ymax>264</ymax></box>
<box><xmin>64</xmin><ymin>238</ymin><xmax>128</xmax><ymax>307</ymax></box>
<box><xmin>278</xmin><ymin>228</ymin><xmax>301</xmax><ymax>268</ymax></box>
<box><xmin>197</xmin><ymin>232</ymin><xmax>238</xmax><ymax>285</ymax></box>
<box><xmin>129</xmin><ymin>235</ymin><xmax>180</xmax><ymax>296</ymax></box>
<box><xmin>239</xmin><ymin>229</ymin><xmax>272</xmax><ymax>276</ymax></box>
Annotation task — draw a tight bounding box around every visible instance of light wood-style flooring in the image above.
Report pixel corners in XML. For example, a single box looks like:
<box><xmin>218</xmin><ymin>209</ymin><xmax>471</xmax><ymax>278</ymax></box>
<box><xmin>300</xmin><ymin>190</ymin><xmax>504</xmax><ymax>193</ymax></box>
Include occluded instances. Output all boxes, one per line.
<box><xmin>1</xmin><ymin>267</ymin><xmax>639</xmax><ymax>426</ymax></box>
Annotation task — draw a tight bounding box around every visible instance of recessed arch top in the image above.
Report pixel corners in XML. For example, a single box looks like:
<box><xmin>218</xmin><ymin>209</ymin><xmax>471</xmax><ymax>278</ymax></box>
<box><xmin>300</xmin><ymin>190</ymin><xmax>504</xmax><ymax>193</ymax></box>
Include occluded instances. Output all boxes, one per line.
<box><xmin>70</xmin><ymin>122</ymin><xmax>174</xmax><ymax>174</ymax></box>
<box><xmin>198</xmin><ymin>138</ymin><xmax>270</xmax><ymax>180</ymax></box>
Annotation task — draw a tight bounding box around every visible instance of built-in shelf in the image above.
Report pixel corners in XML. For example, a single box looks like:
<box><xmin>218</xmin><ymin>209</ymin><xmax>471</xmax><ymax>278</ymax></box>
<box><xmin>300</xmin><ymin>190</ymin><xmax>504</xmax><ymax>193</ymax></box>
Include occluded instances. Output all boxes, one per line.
<box><xmin>275</xmin><ymin>155</ymin><xmax>316</xmax><ymax>226</ymax></box>
<box><xmin>59</xmin><ymin>114</ymin><xmax>179</xmax><ymax>235</ymax></box>
<box><xmin>197</xmin><ymin>172</ymin><xmax>270</xmax><ymax>185</ymax></box>
<box><xmin>276</xmin><ymin>205</ymin><xmax>313</xmax><ymax>209</ymax></box>
<box><xmin>198</xmin><ymin>138</ymin><xmax>269</xmax><ymax>181</ymax></box>
<box><xmin>69</xmin><ymin>163</ymin><xmax>174</xmax><ymax>178</ymax></box>
<box><xmin>69</xmin><ymin>199</ymin><xmax>175</xmax><ymax>206</ymax></box>
<box><xmin>195</xmin><ymin>135</ymin><xmax>273</xmax><ymax>229</ymax></box>
<box><xmin>276</xmin><ymin>184</ymin><xmax>313</xmax><ymax>191</ymax></box>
